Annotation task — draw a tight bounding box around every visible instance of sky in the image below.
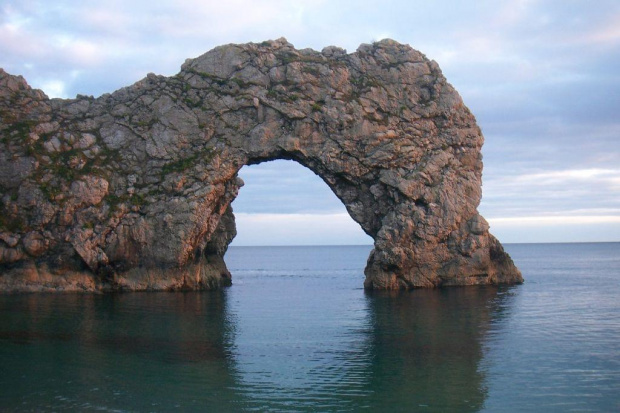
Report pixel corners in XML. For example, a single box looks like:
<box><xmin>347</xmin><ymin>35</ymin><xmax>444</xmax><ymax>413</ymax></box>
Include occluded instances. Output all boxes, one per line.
<box><xmin>1</xmin><ymin>0</ymin><xmax>619</xmax><ymax>245</ymax></box>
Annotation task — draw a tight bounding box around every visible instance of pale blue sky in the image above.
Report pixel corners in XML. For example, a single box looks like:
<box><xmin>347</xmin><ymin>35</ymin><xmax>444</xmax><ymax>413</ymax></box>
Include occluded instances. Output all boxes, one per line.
<box><xmin>1</xmin><ymin>0</ymin><xmax>618</xmax><ymax>244</ymax></box>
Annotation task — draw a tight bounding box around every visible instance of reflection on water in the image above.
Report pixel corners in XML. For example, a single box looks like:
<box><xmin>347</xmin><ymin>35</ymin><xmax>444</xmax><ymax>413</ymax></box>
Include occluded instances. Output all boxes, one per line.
<box><xmin>361</xmin><ymin>286</ymin><xmax>517</xmax><ymax>411</ymax></box>
<box><xmin>0</xmin><ymin>292</ymin><xmax>241</xmax><ymax>411</ymax></box>
<box><xmin>0</xmin><ymin>286</ymin><xmax>515</xmax><ymax>412</ymax></box>
<box><xmin>1</xmin><ymin>293</ymin><xmax>233</xmax><ymax>362</ymax></box>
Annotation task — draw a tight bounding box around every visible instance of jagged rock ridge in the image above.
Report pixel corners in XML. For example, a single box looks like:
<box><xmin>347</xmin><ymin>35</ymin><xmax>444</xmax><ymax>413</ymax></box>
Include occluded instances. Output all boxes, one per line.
<box><xmin>0</xmin><ymin>38</ymin><xmax>522</xmax><ymax>291</ymax></box>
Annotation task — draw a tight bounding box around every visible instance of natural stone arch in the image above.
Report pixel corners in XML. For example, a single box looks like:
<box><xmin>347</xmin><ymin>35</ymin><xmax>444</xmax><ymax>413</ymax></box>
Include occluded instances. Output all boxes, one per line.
<box><xmin>0</xmin><ymin>38</ymin><xmax>522</xmax><ymax>291</ymax></box>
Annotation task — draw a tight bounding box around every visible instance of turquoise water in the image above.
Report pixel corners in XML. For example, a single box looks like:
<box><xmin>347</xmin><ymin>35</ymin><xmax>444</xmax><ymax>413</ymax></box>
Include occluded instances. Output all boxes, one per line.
<box><xmin>0</xmin><ymin>243</ymin><xmax>619</xmax><ymax>412</ymax></box>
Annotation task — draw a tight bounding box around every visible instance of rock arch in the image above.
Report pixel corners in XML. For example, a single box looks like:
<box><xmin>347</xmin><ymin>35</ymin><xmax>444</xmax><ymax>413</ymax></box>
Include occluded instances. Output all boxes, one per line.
<box><xmin>0</xmin><ymin>38</ymin><xmax>522</xmax><ymax>291</ymax></box>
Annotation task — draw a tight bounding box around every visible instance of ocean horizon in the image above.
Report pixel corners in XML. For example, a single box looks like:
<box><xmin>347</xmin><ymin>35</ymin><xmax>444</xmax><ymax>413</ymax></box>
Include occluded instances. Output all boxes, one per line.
<box><xmin>229</xmin><ymin>241</ymin><xmax>620</xmax><ymax>246</ymax></box>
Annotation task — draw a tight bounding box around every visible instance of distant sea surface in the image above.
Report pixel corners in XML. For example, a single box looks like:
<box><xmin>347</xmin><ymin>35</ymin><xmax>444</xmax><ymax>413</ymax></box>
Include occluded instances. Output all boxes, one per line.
<box><xmin>1</xmin><ymin>243</ymin><xmax>619</xmax><ymax>412</ymax></box>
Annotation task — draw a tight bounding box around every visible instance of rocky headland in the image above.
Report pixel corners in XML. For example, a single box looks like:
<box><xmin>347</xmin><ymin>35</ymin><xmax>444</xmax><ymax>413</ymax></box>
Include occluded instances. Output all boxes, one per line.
<box><xmin>0</xmin><ymin>38</ymin><xmax>522</xmax><ymax>292</ymax></box>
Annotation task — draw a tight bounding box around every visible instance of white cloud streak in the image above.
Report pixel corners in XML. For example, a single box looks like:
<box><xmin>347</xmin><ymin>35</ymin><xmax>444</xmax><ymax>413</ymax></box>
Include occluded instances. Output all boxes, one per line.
<box><xmin>489</xmin><ymin>215</ymin><xmax>620</xmax><ymax>225</ymax></box>
<box><xmin>497</xmin><ymin>168</ymin><xmax>620</xmax><ymax>189</ymax></box>
<box><xmin>231</xmin><ymin>213</ymin><xmax>372</xmax><ymax>246</ymax></box>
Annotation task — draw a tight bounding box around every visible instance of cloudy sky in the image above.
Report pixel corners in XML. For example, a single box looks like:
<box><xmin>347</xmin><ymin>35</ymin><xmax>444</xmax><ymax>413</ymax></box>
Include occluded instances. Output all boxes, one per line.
<box><xmin>1</xmin><ymin>0</ymin><xmax>619</xmax><ymax>245</ymax></box>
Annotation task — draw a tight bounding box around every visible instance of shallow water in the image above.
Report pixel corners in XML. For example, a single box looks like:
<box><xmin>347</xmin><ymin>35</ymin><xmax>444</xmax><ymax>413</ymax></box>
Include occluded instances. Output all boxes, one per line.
<box><xmin>0</xmin><ymin>243</ymin><xmax>618</xmax><ymax>412</ymax></box>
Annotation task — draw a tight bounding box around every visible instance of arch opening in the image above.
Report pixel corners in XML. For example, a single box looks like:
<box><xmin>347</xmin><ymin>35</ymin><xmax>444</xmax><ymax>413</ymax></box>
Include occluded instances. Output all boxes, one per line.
<box><xmin>230</xmin><ymin>159</ymin><xmax>373</xmax><ymax>247</ymax></box>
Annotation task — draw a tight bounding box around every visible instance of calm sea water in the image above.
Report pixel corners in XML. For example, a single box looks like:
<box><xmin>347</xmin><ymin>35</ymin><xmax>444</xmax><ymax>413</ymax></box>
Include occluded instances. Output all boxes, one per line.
<box><xmin>0</xmin><ymin>243</ymin><xmax>618</xmax><ymax>412</ymax></box>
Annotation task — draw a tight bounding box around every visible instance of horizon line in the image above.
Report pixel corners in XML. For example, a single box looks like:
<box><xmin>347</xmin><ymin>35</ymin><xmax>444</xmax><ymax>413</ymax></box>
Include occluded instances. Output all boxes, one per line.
<box><xmin>229</xmin><ymin>241</ymin><xmax>620</xmax><ymax>247</ymax></box>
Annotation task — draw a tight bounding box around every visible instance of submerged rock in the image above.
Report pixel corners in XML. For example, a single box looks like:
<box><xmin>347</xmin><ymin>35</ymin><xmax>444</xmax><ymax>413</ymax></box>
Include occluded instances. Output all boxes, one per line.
<box><xmin>0</xmin><ymin>38</ymin><xmax>522</xmax><ymax>292</ymax></box>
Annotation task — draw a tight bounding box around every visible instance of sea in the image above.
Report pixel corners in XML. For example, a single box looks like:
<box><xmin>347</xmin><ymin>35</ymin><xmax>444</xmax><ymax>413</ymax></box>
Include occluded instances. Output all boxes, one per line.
<box><xmin>0</xmin><ymin>243</ymin><xmax>618</xmax><ymax>412</ymax></box>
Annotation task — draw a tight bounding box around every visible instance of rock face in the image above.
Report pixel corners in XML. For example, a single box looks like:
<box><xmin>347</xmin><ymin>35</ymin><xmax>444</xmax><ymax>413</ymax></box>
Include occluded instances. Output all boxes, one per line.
<box><xmin>0</xmin><ymin>38</ymin><xmax>522</xmax><ymax>292</ymax></box>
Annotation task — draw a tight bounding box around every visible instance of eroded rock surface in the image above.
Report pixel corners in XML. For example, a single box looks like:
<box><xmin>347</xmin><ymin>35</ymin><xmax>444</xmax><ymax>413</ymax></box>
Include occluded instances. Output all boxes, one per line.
<box><xmin>0</xmin><ymin>38</ymin><xmax>522</xmax><ymax>291</ymax></box>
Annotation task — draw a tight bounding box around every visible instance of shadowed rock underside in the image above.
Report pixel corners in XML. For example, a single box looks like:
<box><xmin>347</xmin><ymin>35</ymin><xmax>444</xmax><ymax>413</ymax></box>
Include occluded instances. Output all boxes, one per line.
<box><xmin>0</xmin><ymin>38</ymin><xmax>522</xmax><ymax>292</ymax></box>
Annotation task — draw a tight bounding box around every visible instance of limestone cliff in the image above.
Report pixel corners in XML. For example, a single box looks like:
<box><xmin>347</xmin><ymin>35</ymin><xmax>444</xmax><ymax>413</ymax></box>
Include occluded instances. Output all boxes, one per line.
<box><xmin>0</xmin><ymin>38</ymin><xmax>522</xmax><ymax>291</ymax></box>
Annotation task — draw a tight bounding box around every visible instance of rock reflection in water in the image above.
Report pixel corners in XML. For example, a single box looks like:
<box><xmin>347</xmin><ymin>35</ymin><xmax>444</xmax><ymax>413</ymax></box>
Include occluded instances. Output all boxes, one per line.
<box><xmin>0</xmin><ymin>283</ymin><xmax>517</xmax><ymax>411</ymax></box>
<box><xmin>362</xmin><ymin>286</ymin><xmax>516</xmax><ymax>411</ymax></box>
<box><xmin>220</xmin><ymin>281</ymin><xmax>516</xmax><ymax>411</ymax></box>
<box><xmin>0</xmin><ymin>292</ymin><xmax>241</xmax><ymax>411</ymax></box>
<box><xmin>1</xmin><ymin>292</ymin><xmax>232</xmax><ymax>362</ymax></box>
